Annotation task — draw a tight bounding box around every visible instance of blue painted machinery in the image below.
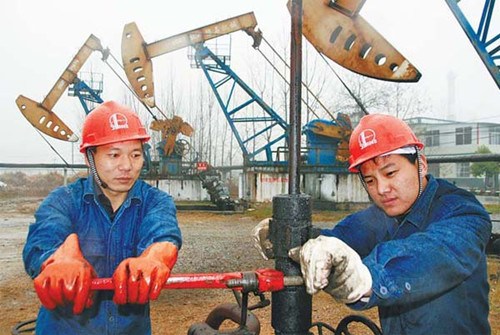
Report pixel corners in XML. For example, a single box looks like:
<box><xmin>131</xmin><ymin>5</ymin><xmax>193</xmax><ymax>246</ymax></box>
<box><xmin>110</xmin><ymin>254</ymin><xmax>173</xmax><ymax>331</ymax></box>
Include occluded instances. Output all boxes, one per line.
<box><xmin>192</xmin><ymin>44</ymin><xmax>351</xmax><ymax>173</ymax></box>
<box><xmin>120</xmin><ymin>13</ymin><xmax>353</xmax><ymax>175</ymax></box>
<box><xmin>445</xmin><ymin>0</ymin><xmax>499</xmax><ymax>89</ymax></box>
<box><xmin>68</xmin><ymin>75</ymin><xmax>104</xmax><ymax>115</ymax></box>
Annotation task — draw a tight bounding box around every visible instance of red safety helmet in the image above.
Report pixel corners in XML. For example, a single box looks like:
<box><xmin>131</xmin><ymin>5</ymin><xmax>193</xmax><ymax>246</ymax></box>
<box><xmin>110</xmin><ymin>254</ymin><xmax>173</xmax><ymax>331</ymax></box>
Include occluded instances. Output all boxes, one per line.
<box><xmin>348</xmin><ymin>114</ymin><xmax>424</xmax><ymax>172</ymax></box>
<box><xmin>79</xmin><ymin>101</ymin><xmax>150</xmax><ymax>153</ymax></box>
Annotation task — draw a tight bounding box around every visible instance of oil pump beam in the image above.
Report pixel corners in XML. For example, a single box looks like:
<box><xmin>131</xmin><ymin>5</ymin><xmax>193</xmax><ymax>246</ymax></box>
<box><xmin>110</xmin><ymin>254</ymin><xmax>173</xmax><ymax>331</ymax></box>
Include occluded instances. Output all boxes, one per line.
<box><xmin>121</xmin><ymin>12</ymin><xmax>261</xmax><ymax>108</ymax></box>
<box><xmin>16</xmin><ymin>34</ymin><xmax>105</xmax><ymax>141</ymax></box>
<box><xmin>293</xmin><ymin>0</ymin><xmax>421</xmax><ymax>82</ymax></box>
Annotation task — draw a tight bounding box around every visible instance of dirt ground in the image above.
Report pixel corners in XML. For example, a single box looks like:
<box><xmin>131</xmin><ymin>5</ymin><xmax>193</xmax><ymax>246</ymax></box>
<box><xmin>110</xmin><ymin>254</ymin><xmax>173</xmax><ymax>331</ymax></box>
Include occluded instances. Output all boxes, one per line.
<box><xmin>0</xmin><ymin>197</ymin><xmax>498</xmax><ymax>335</ymax></box>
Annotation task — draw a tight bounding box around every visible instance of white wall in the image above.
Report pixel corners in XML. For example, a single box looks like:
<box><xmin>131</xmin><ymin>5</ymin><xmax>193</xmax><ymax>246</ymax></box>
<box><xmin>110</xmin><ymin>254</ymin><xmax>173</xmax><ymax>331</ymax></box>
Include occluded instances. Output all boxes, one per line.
<box><xmin>156</xmin><ymin>179</ymin><xmax>209</xmax><ymax>201</ymax></box>
<box><xmin>243</xmin><ymin>172</ymin><xmax>369</xmax><ymax>203</ymax></box>
<box><xmin>304</xmin><ymin>174</ymin><xmax>369</xmax><ymax>203</ymax></box>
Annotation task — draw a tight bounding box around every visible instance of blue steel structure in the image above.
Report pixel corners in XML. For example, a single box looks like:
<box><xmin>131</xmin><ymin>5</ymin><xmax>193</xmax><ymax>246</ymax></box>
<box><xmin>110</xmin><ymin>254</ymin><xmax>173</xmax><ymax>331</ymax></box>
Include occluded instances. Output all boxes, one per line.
<box><xmin>193</xmin><ymin>45</ymin><xmax>349</xmax><ymax>173</ymax></box>
<box><xmin>68</xmin><ymin>77</ymin><xmax>104</xmax><ymax>114</ymax></box>
<box><xmin>194</xmin><ymin>45</ymin><xmax>289</xmax><ymax>166</ymax></box>
<box><xmin>445</xmin><ymin>0</ymin><xmax>500</xmax><ymax>89</ymax></box>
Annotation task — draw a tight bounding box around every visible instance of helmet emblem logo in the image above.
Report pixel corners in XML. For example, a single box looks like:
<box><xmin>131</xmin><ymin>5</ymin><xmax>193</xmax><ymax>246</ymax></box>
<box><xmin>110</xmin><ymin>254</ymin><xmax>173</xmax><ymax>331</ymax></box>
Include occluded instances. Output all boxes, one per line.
<box><xmin>358</xmin><ymin>129</ymin><xmax>377</xmax><ymax>149</ymax></box>
<box><xmin>109</xmin><ymin>113</ymin><xmax>129</xmax><ymax>131</ymax></box>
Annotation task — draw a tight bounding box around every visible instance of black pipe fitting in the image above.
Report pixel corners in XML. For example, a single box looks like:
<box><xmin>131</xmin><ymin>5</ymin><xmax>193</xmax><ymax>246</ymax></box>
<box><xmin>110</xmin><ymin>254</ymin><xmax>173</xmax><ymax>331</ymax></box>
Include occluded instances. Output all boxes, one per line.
<box><xmin>271</xmin><ymin>194</ymin><xmax>312</xmax><ymax>335</ymax></box>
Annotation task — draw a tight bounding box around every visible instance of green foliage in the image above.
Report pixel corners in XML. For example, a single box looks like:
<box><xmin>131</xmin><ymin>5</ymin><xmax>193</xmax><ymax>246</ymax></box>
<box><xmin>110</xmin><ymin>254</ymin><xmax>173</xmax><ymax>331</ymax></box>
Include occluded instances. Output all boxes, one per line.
<box><xmin>485</xmin><ymin>204</ymin><xmax>500</xmax><ymax>214</ymax></box>
<box><xmin>470</xmin><ymin>145</ymin><xmax>500</xmax><ymax>177</ymax></box>
<box><xmin>245</xmin><ymin>202</ymin><xmax>273</xmax><ymax>220</ymax></box>
<box><xmin>242</xmin><ymin>201</ymin><xmax>355</xmax><ymax>222</ymax></box>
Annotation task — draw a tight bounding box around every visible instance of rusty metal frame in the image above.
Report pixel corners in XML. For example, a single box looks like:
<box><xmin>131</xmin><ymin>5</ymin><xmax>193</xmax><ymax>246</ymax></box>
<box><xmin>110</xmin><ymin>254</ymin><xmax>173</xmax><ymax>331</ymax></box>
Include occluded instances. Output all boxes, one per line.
<box><xmin>294</xmin><ymin>0</ymin><xmax>421</xmax><ymax>82</ymax></box>
<box><xmin>16</xmin><ymin>35</ymin><xmax>105</xmax><ymax>141</ymax></box>
<box><xmin>121</xmin><ymin>12</ymin><xmax>260</xmax><ymax>108</ymax></box>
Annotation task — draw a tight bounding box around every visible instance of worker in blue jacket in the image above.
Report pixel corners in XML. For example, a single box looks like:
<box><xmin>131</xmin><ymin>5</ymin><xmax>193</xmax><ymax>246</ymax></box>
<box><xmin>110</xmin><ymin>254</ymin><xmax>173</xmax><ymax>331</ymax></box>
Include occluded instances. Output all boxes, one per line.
<box><xmin>254</xmin><ymin>114</ymin><xmax>491</xmax><ymax>334</ymax></box>
<box><xmin>23</xmin><ymin>101</ymin><xmax>182</xmax><ymax>335</ymax></box>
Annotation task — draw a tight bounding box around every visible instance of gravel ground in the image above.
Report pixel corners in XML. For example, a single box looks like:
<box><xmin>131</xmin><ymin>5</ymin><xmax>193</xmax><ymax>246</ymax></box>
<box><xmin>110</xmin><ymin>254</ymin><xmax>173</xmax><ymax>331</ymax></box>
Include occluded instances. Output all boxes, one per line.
<box><xmin>0</xmin><ymin>197</ymin><xmax>498</xmax><ymax>335</ymax></box>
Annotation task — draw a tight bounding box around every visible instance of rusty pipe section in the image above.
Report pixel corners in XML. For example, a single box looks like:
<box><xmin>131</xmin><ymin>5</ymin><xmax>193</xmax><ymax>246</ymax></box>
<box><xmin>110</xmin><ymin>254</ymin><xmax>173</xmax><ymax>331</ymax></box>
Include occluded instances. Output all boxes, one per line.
<box><xmin>91</xmin><ymin>268</ymin><xmax>303</xmax><ymax>292</ymax></box>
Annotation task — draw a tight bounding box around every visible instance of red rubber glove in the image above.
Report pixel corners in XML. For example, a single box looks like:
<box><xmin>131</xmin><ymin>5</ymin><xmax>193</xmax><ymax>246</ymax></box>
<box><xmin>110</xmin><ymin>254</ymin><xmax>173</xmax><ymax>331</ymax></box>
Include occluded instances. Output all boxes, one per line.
<box><xmin>113</xmin><ymin>242</ymin><xmax>178</xmax><ymax>305</ymax></box>
<box><xmin>33</xmin><ymin>233</ymin><xmax>96</xmax><ymax>314</ymax></box>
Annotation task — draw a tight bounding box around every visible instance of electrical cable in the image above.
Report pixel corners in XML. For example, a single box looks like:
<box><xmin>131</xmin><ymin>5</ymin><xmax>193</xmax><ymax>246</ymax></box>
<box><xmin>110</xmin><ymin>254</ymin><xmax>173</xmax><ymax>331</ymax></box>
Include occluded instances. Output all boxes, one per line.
<box><xmin>318</xmin><ymin>52</ymin><xmax>370</xmax><ymax>115</ymax></box>
<box><xmin>103</xmin><ymin>51</ymin><xmax>165</xmax><ymax>120</ymax></box>
<box><xmin>258</xmin><ymin>36</ymin><xmax>335</xmax><ymax>120</ymax></box>
<box><xmin>256</xmin><ymin>46</ymin><xmax>320</xmax><ymax>120</ymax></box>
<box><xmin>35</xmin><ymin>129</ymin><xmax>77</xmax><ymax>175</ymax></box>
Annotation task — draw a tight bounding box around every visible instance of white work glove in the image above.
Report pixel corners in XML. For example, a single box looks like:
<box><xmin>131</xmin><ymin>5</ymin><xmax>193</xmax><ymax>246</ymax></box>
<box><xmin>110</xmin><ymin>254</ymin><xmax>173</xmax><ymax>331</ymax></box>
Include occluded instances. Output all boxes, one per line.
<box><xmin>289</xmin><ymin>236</ymin><xmax>372</xmax><ymax>304</ymax></box>
<box><xmin>252</xmin><ymin>218</ymin><xmax>274</xmax><ymax>260</ymax></box>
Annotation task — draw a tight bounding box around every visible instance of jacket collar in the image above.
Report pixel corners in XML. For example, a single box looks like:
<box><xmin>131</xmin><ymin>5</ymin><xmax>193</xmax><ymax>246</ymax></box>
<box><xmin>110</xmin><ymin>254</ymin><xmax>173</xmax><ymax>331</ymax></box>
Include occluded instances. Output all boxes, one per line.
<box><xmin>82</xmin><ymin>177</ymin><xmax>142</xmax><ymax>207</ymax></box>
<box><xmin>403</xmin><ymin>174</ymin><xmax>438</xmax><ymax>229</ymax></box>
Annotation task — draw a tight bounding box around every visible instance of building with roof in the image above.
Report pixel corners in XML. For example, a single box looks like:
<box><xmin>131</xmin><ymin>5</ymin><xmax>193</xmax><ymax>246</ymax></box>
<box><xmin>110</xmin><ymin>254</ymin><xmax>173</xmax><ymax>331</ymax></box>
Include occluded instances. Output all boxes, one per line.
<box><xmin>406</xmin><ymin>117</ymin><xmax>500</xmax><ymax>192</ymax></box>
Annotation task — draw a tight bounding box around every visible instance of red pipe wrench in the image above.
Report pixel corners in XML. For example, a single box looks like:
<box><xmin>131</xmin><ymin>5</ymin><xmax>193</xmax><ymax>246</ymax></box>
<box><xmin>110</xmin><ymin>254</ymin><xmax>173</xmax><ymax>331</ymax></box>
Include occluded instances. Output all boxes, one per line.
<box><xmin>91</xmin><ymin>268</ymin><xmax>303</xmax><ymax>293</ymax></box>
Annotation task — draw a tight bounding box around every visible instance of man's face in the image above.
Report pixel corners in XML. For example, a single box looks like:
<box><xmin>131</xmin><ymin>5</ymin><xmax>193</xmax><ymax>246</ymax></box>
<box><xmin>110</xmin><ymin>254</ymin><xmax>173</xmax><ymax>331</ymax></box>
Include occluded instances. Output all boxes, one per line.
<box><xmin>93</xmin><ymin>140</ymin><xmax>144</xmax><ymax>196</ymax></box>
<box><xmin>360</xmin><ymin>154</ymin><xmax>427</xmax><ymax>217</ymax></box>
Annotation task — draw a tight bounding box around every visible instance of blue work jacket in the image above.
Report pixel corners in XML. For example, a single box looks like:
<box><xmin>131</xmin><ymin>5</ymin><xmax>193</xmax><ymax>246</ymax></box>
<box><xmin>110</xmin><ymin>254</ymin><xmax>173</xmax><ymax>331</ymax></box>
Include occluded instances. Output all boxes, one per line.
<box><xmin>321</xmin><ymin>175</ymin><xmax>491</xmax><ymax>335</ymax></box>
<box><xmin>23</xmin><ymin>177</ymin><xmax>182</xmax><ymax>335</ymax></box>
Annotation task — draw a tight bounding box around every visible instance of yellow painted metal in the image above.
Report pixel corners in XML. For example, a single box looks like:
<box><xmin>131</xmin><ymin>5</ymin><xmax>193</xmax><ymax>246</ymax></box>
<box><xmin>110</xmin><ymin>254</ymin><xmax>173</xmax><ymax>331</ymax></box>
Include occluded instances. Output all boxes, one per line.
<box><xmin>16</xmin><ymin>95</ymin><xmax>79</xmax><ymax>142</ymax></box>
<box><xmin>16</xmin><ymin>34</ymin><xmax>104</xmax><ymax>141</ymax></box>
<box><xmin>150</xmin><ymin>116</ymin><xmax>194</xmax><ymax>156</ymax></box>
<box><xmin>121</xmin><ymin>22</ymin><xmax>156</xmax><ymax>108</ymax></box>
<box><xmin>42</xmin><ymin>35</ymin><xmax>104</xmax><ymax>111</ymax></box>
<box><xmin>309</xmin><ymin>121</ymin><xmax>345</xmax><ymax>138</ymax></box>
<box><xmin>147</xmin><ymin>12</ymin><xmax>258</xmax><ymax>58</ymax></box>
<box><xmin>121</xmin><ymin>12</ymin><xmax>259</xmax><ymax>108</ymax></box>
<box><xmin>295</xmin><ymin>0</ymin><xmax>421</xmax><ymax>82</ymax></box>
<box><xmin>308</xmin><ymin>120</ymin><xmax>352</xmax><ymax>162</ymax></box>
<box><xmin>329</xmin><ymin>0</ymin><xmax>367</xmax><ymax>17</ymax></box>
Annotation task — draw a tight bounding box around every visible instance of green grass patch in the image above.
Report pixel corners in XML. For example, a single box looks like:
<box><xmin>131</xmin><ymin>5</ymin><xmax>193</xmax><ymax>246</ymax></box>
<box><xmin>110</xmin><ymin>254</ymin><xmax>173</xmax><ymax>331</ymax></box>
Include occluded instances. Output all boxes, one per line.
<box><xmin>485</xmin><ymin>204</ymin><xmax>500</xmax><ymax>214</ymax></box>
<box><xmin>242</xmin><ymin>201</ymin><xmax>354</xmax><ymax>223</ymax></box>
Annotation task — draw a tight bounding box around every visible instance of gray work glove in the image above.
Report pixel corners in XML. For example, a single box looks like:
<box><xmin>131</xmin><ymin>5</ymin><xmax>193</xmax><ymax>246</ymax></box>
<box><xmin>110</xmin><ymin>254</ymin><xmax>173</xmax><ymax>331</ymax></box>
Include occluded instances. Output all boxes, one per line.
<box><xmin>252</xmin><ymin>218</ymin><xmax>274</xmax><ymax>260</ymax></box>
<box><xmin>289</xmin><ymin>236</ymin><xmax>372</xmax><ymax>304</ymax></box>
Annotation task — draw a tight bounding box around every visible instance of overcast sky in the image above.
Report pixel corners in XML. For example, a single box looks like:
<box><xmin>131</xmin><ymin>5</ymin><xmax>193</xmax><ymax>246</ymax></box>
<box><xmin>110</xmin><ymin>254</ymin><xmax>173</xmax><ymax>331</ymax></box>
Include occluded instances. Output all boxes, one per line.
<box><xmin>1</xmin><ymin>0</ymin><xmax>498</xmax><ymax>164</ymax></box>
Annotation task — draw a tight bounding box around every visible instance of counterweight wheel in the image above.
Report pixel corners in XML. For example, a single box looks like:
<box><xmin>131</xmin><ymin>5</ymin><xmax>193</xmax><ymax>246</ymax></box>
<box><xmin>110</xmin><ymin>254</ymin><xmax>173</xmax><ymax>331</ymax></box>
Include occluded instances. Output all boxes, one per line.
<box><xmin>309</xmin><ymin>321</ymin><xmax>336</xmax><ymax>335</ymax></box>
<box><xmin>335</xmin><ymin>315</ymin><xmax>382</xmax><ymax>335</ymax></box>
<box><xmin>174</xmin><ymin>139</ymin><xmax>191</xmax><ymax>157</ymax></box>
<box><xmin>309</xmin><ymin>315</ymin><xmax>382</xmax><ymax>335</ymax></box>
<box><xmin>11</xmin><ymin>318</ymin><xmax>36</xmax><ymax>335</ymax></box>
<box><xmin>187</xmin><ymin>303</ymin><xmax>260</xmax><ymax>335</ymax></box>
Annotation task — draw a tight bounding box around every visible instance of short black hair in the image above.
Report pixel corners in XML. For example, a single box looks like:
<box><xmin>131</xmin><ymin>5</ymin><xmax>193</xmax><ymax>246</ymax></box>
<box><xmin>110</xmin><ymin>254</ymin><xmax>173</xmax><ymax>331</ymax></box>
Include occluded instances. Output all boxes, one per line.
<box><xmin>401</xmin><ymin>153</ymin><xmax>418</xmax><ymax>165</ymax></box>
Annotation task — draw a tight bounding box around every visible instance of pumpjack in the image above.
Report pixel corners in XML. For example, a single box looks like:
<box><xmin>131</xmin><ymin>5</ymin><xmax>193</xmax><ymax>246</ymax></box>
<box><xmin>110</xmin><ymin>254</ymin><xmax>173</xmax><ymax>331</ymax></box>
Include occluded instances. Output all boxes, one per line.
<box><xmin>14</xmin><ymin>33</ymin><xmax>238</xmax><ymax>210</ymax></box>
<box><xmin>15</xmin><ymin>35</ymin><xmax>107</xmax><ymax>142</ymax></box>
<box><xmin>120</xmin><ymin>12</ymin><xmax>363</xmax><ymax>172</ymax></box>
<box><xmin>13</xmin><ymin>1</ymin><xmax>497</xmax><ymax>334</ymax></box>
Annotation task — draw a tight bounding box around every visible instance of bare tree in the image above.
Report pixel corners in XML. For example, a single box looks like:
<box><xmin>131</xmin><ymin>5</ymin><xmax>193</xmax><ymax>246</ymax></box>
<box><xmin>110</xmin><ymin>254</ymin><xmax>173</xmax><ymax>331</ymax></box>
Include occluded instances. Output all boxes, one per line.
<box><xmin>325</xmin><ymin>70</ymin><xmax>431</xmax><ymax>123</ymax></box>
<box><xmin>384</xmin><ymin>82</ymin><xmax>430</xmax><ymax>119</ymax></box>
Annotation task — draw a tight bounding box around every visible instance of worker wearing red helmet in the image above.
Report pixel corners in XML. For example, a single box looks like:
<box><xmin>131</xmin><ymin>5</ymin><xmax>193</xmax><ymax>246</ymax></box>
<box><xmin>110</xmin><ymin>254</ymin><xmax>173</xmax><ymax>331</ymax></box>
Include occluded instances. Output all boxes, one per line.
<box><xmin>254</xmin><ymin>114</ymin><xmax>491</xmax><ymax>334</ymax></box>
<box><xmin>23</xmin><ymin>101</ymin><xmax>182</xmax><ymax>334</ymax></box>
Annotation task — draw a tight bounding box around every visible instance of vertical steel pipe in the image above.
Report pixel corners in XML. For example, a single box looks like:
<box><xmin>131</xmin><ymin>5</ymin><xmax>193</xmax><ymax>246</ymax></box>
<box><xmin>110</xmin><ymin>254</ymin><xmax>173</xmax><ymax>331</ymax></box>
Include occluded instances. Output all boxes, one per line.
<box><xmin>271</xmin><ymin>2</ymin><xmax>312</xmax><ymax>333</ymax></box>
<box><xmin>288</xmin><ymin>0</ymin><xmax>303</xmax><ymax>195</ymax></box>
